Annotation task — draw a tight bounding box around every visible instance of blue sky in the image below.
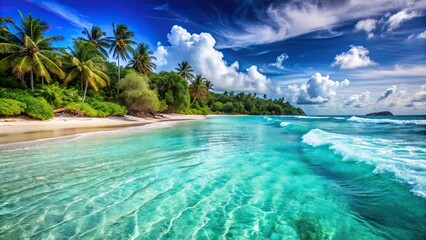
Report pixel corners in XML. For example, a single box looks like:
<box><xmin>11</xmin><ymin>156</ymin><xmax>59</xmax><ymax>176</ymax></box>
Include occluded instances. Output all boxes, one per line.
<box><xmin>1</xmin><ymin>0</ymin><xmax>426</xmax><ymax>114</ymax></box>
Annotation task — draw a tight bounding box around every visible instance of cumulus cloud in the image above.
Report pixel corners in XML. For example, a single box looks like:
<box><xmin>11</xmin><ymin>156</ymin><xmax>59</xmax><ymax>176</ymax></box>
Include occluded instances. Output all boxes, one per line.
<box><xmin>288</xmin><ymin>73</ymin><xmax>350</xmax><ymax>104</ymax></box>
<box><xmin>332</xmin><ymin>45</ymin><xmax>377</xmax><ymax>69</ymax></box>
<box><xmin>386</xmin><ymin>9</ymin><xmax>422</xmax><ymax>32</ymax></box>
<box><xmin>377</xmin><ymin>85</ymin><xmax>397</xmax><ymax>102</ymax></box>
<box><xmin>411</xmin><ymin>83</ymin><xmax>426</xmax><ymax>103</ymax></box>
<box><xmin>344</xmin><ymin>91</ymin><xmax>371</xmax><ymax>108</ymax></box>
<box><xmin>153</xmin><ymin>25</ymin><xmax>277</xmax><ymax>94</ymax></box>
<box><xmin>355</xmin><ymin>19</ymin><xmax>378</xmax><ymax>38</ymax></box>
<box><xmin>269</xmin><ymin>53</ymin><xmax>289</xmax><ymax>69</ymax></box>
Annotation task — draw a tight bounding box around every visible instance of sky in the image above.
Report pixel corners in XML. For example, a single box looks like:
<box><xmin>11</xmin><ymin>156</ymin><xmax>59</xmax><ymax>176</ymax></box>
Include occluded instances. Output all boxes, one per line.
<box><xmin>1</xmin><ymin>0</ymin><xmax>425</xmax><ymax>115</ymax></box>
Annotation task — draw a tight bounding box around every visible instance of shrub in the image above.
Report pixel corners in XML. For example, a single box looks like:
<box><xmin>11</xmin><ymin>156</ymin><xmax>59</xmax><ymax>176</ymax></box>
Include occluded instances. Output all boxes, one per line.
<box><xmin>222</xmin><ymin>102</ymin><xmax>234</xmax><ymax>113</ymax></box>
<box><xmin>65</xmin><ymin>102</ymin><xmax>99</xmax><ymax>117</ymax></box>
<box><xmin>211</xmin><ymin>102</ymin><xmax>223</xmax><ymax>112</ymax></box>
<box><xmin>65</xmin><ymin>101</ymin><xmax>127</xmax><ymax>117</ymax></box>
<box><xmin>119</xmin><ymin>71</ymin><xmax>159</xmax><ymax>114</ymax></box>
<box><xmin>0</xmin><ymin>88</ymin><xmax>54</xmax><ymax>120</ymax></box>
<box><xmin>24</xmin><ymin>97</ymin><xmax>54</xmax><ymax>120</ymax></box>
<box><xmin>0</xmin><ymin>98</ymin><xmax>26</xmax><ymax>116</ymax></box>
<box><xmin>33</xmin><ymin>83</ymin><xmax>81</xmax><ymax>108</ymax></box>
<box><xmin>90</xmin><ymin>101</ymin><xmax>127</xmax><ymax>116</ymax></box>
<box><xmin>150</xmin><ymin>71</ymin><xmax>190</xmax><ymax>112</ymax></box>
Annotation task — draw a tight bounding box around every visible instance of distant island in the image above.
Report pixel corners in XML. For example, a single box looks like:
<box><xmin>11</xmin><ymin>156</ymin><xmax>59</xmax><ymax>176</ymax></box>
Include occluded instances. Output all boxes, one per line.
<box><xmin>366</xmin><ymin>111</ymin><xmax>393</xmax><ymax>116</ymax></box>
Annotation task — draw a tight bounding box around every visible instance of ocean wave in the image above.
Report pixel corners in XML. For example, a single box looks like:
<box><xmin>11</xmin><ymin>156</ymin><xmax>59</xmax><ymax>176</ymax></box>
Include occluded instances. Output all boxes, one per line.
<box><xmin>302</xmin><ymin>128</ymin><xmax>426</xmax><ymax>198</ymax></box>
<box><xmin>291</xmin><ymin>116</ymin><xmax>330</xmax><ymax>119</ymax></box>
<box><xmin>280</xmin><ymin>122</ymin><xmax>290</xmax><ymax>127</ymax></box>
<box><xmin>347</xmin><ymin>116</ymin><xmax>426</xmax><ymax>125</ymax></box>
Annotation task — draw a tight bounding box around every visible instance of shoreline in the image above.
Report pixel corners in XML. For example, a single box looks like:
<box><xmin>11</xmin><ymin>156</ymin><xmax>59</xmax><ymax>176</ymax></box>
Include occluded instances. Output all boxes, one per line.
<box><xmin>0</xmin><ymin>114</ymin><xmax>207</xmax><ymax>145</ymax></box>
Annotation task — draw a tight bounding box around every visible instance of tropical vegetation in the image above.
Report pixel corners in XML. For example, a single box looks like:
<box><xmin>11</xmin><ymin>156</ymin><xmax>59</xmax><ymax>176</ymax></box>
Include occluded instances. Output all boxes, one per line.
<box><xmin>0</xmin><ymin>11</ymin><xmax>304</xmax><ymax>120</ymax></box>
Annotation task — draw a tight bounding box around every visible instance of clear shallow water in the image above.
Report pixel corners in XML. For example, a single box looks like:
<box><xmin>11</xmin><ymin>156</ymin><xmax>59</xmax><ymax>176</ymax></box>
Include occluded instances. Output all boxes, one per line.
<box><xmin>1</xmin><ymin>116</ymin><xmax>425</xmax><ymax>239</ymax></box>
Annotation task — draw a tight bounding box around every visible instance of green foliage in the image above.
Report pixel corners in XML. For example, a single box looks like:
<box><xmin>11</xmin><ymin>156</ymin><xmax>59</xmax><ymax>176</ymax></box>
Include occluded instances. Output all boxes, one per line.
<box><xmin>33</xmin><ymin>83</ymin><xmax>80</xmax><ymax>108</ymax></box>
<box><xmin>0</xmin><ymin>87</ymin><xmax>53</xmax><ymax>119</ymax></box>
<box><xmin>0</xmin><ymin>72</ymin><xmax>27</xmax><ymax>89</ymax></box>
<box><xmin>150</xmin><ymin>71</ymin><xmax>190</xmax><ymax>113</ymax></box>
<box><xmin>65</xmin><ymin>101</ymin><xmax>127</xmax><ymax>117</ymax></box>
<box><xmin>211</xmin><ymin>102</ymin><xmax>223</xmax><ymax>112</ymax></box>
<box><xmin>119</xmin><ymin>70</ymin><xmax>159</xmax><ymax>114</ymax></box>
<box><xmin>222</xmin><ymin>102</ymin><xmax>234</xmax><ymax>113</ymax></box>
<box><xmin>206</xmin><ymin>92</ymin><xmax>305</xmax><ymax>115</ymax></box>
<box><xmin>65</xmin><ymin>102</ymin><xmax>98</xmax><ymax>117</ymax></box>
<box><xmin>89</xmin><ymin>101</ymin><xmax>127</xmax><ymax>116</ymax></box>
<box><xmin>0</xmin><ymin>98</ymin><xmax>26</xmax><ymax>116</ymax></box>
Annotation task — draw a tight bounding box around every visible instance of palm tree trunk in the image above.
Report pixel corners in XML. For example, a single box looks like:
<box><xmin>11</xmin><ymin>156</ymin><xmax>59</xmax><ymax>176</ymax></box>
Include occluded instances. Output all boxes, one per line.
<box><xmin>41</xmin><ymin>76</ymin><xmax>44</xmax><ymax>85</ymax></box>
<box><xmin>117</xmin><ymin>58</ymin><xmax>120</xmax><ymax>96</ymax></box>
<box><xmin>30</xmin><ymin>70</ymin><xmax>34</xmax><ymax>90</ymax></box>
<box><xmin>191</xmin><ymin>97</ymin><xmax>197</xmax><ymax>106</ymax></box>
<box><xmin>82</xmin><ymin>78</ymin><xmax>89</xmax><ymax>102</ymax></box>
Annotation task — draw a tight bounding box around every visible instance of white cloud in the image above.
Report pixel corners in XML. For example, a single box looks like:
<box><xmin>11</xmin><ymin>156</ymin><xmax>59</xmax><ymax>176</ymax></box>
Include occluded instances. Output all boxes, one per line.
<box><xmin>386</xmin><ymin>9</ymin><xmax>422</xmax><ymax>32</ymax></box>
<box><xmin>153</xmin><ymin>25</ymin><xmax>278</xmax><ymax>94</ymax></box>
<box><xmin>344</xmin><ymin>91</ymin><xmax>371</xmax><ymax>108</ymax></box>
<box><xmin>349</xmin><ymin>65</ymin><xmax>426</xmax><ymax>82</ymax></box>
<box><xmin>411</xmin><ymin>83</ymin><xmax>426</xmax><ymax>103</ymax></box>
<box><xmin>332</xmin><ymin>45</ymin><xmax>377</xmax><ymax>69</ymax></box>
<box><xmin>214</xmin><ymin>0</ymin><xmax>425</xmax><ymax>48</ymax></box>
<box><xmin>405</xmin><ymin>84</ymin><xmax>426</xmax><ymax>108</ymax></box>
<box><xmin>377</xmin><ymin>85</ymin><xmax>397</xmax><ymax>102</ymax></box>
<box><xmin>35</xmin><ymin>0</ymin><xmax>92</xmax><ymax>29</ymax></box>
<box><xmin>355</xmin><ymin>19</ymin><xmax>378</xmax><ymax>38</ymax></box>
<box><xmin>269</xmin><ymin>53</ymin><xmax>288</xmax><ymax>69</ymax></box>
<box><xmin>407</xmin><ymin>30</ymin><xmax>426</xmax><ymax>40</ymax></box>
<box><xmin>288</xmin><ymin>73</ymin><xmax>350</xmax><ymax>104</ymax></box>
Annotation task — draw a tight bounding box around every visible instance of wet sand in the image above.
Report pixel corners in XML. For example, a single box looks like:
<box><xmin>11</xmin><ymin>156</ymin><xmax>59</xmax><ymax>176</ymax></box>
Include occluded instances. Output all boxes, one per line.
<box><xmin>0</xmin><ymin>114</ymin><xmax>206</xmax><ymax>144</ymax></box>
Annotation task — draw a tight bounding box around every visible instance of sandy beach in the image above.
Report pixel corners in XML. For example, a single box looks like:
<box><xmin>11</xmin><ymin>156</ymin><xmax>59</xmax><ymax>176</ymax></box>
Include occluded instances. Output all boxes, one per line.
<box><xmin>0</xmin><ymin>114</ymin><xmax>206</xmax><ymax>144</ymax></box>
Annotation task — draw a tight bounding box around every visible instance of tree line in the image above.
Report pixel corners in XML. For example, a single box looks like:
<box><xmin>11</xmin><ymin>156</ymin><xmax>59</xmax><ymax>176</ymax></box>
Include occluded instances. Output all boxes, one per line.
<box><xmin>0</xmin><ymin>11</ymin><xmax>304</xmax><ymax>119</ymax></box>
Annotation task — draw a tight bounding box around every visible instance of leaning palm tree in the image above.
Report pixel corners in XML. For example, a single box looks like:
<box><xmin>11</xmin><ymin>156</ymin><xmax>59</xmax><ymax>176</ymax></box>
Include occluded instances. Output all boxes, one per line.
<box><xmin>204</xmin><ymin>79</ymin><xmax>214</xmax><ymax>91</ymax></box>
<box><xmin>189</xmin><ymin>74</ymin><xmax>208</xmax><ymax>105</ymax></box>
<box><xmin>79</xmin><ymin>25</ymin><xmax>111</xmax><ymax>57</ymax></box>
<box><xmin>63</xmin><ymin>40</ymin><xmax>109</xmax><ymax>102</ymax></box>
<box><xmin>109</xmin><ymin>23</ymin><xmax>135</xmax><ymax>94</ymax></box>
<box><xmin>127</xmin><ymin>43</ymin><xmax>156</xmax><ymax>75</ymax></box>
<box><xmin>175</xmin><ymin>61</ymin><xmax>194</xmax><ymax>81</ymax></box>
<box><xmin>0</xmin><ymin>11</ymin><xmax>65</xmax><ymax>90</ymax></box>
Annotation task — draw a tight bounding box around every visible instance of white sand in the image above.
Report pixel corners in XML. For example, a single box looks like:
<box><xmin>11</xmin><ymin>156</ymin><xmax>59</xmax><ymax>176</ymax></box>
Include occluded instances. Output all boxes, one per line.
<box><xmin>0</xmin><ymin>114</ymin><xmax>206</xmax><ymax>144</ymax></box>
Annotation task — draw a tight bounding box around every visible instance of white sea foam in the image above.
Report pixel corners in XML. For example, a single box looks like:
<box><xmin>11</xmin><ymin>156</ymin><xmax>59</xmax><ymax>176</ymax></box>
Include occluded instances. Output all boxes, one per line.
<box><xmin>347</xmin><ymin>116</ymin><xmax>426</xmax><ymax>125</ymax></box>
<box><xmin>333</xmin><ymin>117</ymin><xmax>345</xmax><ymax>120</ymax></box>
<box><xmin>279</xmin><ymin>122</ymin><xmax>290</xmax><ymax>127</ymax></box>
<box><xmin>302</xmin><ymin>128</ymin><xmax>426</xmax><ymax>198</ymax></box>
<box><xmin>292</xmin><ymin>116</ymin><xmax>330</xmax><ymax>119</ymax></box>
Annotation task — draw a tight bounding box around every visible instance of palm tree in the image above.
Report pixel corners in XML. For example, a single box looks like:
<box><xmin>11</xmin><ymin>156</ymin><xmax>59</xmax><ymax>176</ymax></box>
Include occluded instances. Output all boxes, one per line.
<box><xmin>127</xmin><ymin>43</ymin><xmax>156</xmax><ymax>75</ymax></box>
<box><xmin>63</xmin><ymin>39</ymin><xmax>109</xmax><ymax>102</ymax></box>
<box><xmin>109</xmin><ymin>23</ymin><xmax>135</xmax><ymax>94</ymax></box>
<box><xmin>175</xmin><ymin>61</ymin><xmax>194</xmax><ymax>81</ymax></box>
<box><xmin>189</xmin><ymin>74</ymin><xmax>208</xmax><ymax>105</ymax></box>
<box><xmin>0</xmin><ymin>17</ymin><xmax>14</xmax><ymax>32</ymax></box>
<box><xmin>0</xmin><ymin>11</ymin><xmax>65</xmax><ymax>90</ymax></box>
<box><xmin>204</xmin><ymin>79</ymin><xmax>214</xmax><ymax>91</ymax></box>
<box><xmin>79</xmin><ymin>25</ymin><xmax>111</xmax><ymax>57</ymax></box>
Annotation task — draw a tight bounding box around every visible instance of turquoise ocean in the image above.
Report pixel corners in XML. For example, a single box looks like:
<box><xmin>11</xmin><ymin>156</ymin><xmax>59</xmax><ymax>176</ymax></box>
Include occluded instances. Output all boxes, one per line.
<box><xmin>0</xmin><ymin>116</ymin><xmax>425</xmax><ymax>239</ymax></box>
